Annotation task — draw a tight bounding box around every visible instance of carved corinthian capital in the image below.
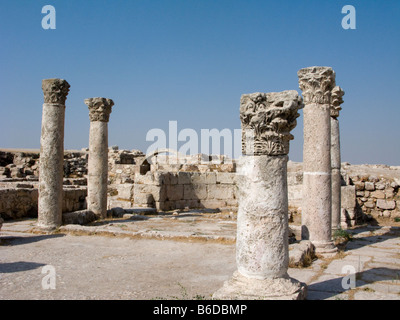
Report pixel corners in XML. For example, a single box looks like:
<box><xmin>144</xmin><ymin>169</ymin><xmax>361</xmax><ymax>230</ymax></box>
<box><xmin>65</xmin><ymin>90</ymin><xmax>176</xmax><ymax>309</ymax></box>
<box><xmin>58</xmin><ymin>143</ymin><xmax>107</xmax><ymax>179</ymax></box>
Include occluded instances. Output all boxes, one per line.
<box><xmin>330</xmin><ymin>86</ymin><xmax>345</xmax><ymax>118</ymax></box>
<box><xmin>240</xmin><ymin>90</ymin><xmax>303</xmax><ymax>156</ymax></box>
<box><xmin>84</xmin><ymin>97</ymin><xmax>114</xmax><ymax>122</ymax></box>
<box><xmin>298</xmin><ymin>66</ymin><xmax>336</xmax><ymax>105</ymax></box>
<box><xmin>42</xmin><ymin>78</ymin><xmax>70</xmax><ymax>104</ymax></box>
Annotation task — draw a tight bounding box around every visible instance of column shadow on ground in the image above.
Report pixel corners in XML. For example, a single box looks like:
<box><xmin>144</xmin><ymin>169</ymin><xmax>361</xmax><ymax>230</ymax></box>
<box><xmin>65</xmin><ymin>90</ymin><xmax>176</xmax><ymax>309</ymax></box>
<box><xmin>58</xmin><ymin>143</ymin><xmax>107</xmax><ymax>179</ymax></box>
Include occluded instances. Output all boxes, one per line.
<box><xmin>0</xmin><ymin>234</ymin><xmax>65</xmax><ymax>246</ymax></box>
<box><xmin>344</xmin><ymin>227</ymin><xmax>400</xmax><ymax>251</ymax></box>
<box><xmin>307</xmin><ymin>267</ymin><xmax>400</xmax><ymax>300</ymax></box>
<box><xmin>0</xmin><ymin>261</ymin><xmax>47</xmax><ymax>273</ymax></box>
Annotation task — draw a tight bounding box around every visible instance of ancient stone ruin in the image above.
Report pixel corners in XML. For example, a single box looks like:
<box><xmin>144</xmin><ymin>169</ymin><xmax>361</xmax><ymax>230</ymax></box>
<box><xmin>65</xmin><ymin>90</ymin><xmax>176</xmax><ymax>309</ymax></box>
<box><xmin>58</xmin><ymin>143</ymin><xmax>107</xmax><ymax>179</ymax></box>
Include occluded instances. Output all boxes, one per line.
<box><xmin>298</xmin><ymin>66</ymin><xmax>338</xmax><ymax>253</ymax></box>
<box><xmin>38</xmin><ymin>78</ymin><xmax>70</xmax><ymax>231</ymax></box>
<box><xmin>213</xmin><ymin>90</ymin><xmax>307</xmax><ymax>299</ymax></box>
<box><xmin>1</xmin><ymin>69</ymin><xmax>400</xmax><ymax>300</ymax></box>
<box><xmin>85</xmin><ymin>97</ymin><xmax>115</xmax><ymax>219</ymax></box>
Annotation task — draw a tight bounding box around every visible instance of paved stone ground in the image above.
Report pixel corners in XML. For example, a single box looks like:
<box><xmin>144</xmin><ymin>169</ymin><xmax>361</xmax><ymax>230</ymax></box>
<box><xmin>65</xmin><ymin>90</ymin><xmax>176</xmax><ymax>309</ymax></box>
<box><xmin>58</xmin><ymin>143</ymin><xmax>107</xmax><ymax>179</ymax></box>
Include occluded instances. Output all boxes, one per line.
<box><xmin>1</xmin><ymin>214</ymin><xmax>399</xmax><ymax>300</ymax></box>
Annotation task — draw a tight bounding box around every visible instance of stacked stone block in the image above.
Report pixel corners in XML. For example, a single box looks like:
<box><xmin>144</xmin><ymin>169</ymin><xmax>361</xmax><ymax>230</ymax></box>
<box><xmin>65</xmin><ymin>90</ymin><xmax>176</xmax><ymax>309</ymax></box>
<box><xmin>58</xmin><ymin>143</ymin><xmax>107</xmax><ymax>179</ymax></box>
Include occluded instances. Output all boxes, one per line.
<box><xmin>133</xmin><ymin>171</ymin><xmax>237</xmax><ymax>211</ymax></box>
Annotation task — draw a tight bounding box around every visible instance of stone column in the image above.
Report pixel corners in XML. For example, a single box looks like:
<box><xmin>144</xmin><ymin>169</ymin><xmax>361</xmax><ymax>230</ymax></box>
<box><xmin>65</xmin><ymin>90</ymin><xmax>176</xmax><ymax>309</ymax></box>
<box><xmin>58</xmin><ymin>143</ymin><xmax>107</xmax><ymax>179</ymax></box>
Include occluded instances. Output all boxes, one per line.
<box><xmin>213</xmin><ymin>91</ymin><xmax>307</xmax><ymax>300</ymax></box>
<box><xmin>330</xmin><ymin>86</ymin><xmax>345</xmax><ymax>230</ymax></box>
<box><xmin>298</xmin><ymin>66</ymin><xmax>337</xmax><ymax>253</ymax></box>
<box><xmin>38</xmin><ymin>78</ymin><xmax>70</xmax><ymax>231</ymax></box>
<box><xmin>84</xmin><ymin>97</ymin><xmax>114</xmax><ymax>219</ymax></box>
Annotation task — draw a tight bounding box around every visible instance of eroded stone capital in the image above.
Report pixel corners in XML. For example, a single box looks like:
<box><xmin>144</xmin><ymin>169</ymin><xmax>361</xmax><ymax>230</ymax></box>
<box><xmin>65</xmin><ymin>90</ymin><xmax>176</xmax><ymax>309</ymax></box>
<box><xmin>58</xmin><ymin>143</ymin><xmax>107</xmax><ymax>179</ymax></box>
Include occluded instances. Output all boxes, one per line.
<box><xmin>240</xmin><ymin>90</ymin><xmax>303</xmax><ymax>156</ymax></box>
<box><xmin>298</xmin><ymin>66</ymin><xmax>336</xmax><ymax>105</ymax></box>
<box><xmin>84</xmin><ymin>97</ymin><xmax>114</xmax><ymax>122</ymax></box>
<box><xmin>42</xmin><ymin>78</ymin><xmax>70</xmax><ymax>104</ymax></box>
<box><xmin>330</xmin><ymin>86</ymin><xmax>345</xmax><ymax>118</ymax></box>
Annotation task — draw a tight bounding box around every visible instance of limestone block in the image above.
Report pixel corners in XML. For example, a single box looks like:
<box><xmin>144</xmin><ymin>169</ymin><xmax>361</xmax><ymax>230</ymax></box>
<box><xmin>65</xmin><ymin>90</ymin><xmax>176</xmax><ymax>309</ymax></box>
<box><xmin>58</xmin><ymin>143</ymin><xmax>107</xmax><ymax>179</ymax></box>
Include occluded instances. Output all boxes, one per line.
<box><xmin>62</xmin><ymin>210</ymin><xmax>96</xmax><ymax>225</ymax></box>
<box><xmin>216</xmin><ymin>172</ymin><xmax>236</xmax><ymax>184</ymax></box>
<box><xmin>365</xmin><ymin>182</ymin><xmax>375</xmax><ymax>191</ymax></box>
<box><xmin>159</xmin><ymin>171</ymin><xmax>170</xmax><ymax>184</ymax></box>
<box><xmin>370</xmin><ymin>190</ymin><xmax>385</xmax><ymax>199</ymax></box>
<box><xmin>205</xmin><ymin>172</ymin><xmax>217</xmax><ymax>184</ymax></box>
<box><xmin>177</xmin><ymin>172</ymin><xmax>191</xmax><ymax>185</ymax></box>
<box><xmin>108</xmin><ymin>199</ymin><xmax>134</xmax><ymax>210</ymax></box>
<box><xmin>375</xmin><ymin>183</ymin><xmax>386</xmax><ymax>190</ymax></box>
<box><xmin>183</xmin><ymin>185</ymin><xmax>207</xmax><ymax>200</ymax></box>
<box><xmin>190</xmin><ymin>172</ymin><xmax>206</xmax><ymax>184</ymax></box>
<box><xmin>385</xmin><ymin>188</ymin><xmax>394</xmax><ymax>199</ymax></box>
<box><xmin>207</xmin><ymin>185</ymin><xmax>234</xmax><ymax>200</ymax></box>
<box><xmin>341</xmin><ymin>185</ymin><xmax>356</xmax><ymax>209</ymax></box>
<box><xmin>376</xmin><ymin>199</ymin><xmax>396</xmax><ymax>210</ymax></box>
<box><xmin>134</xmin><ymin>193</ymin><xmax>154</xmax><ymax>206</ymax></box>
<box><xmin>356</xmin><ymin>191</ymin><xmax>364</xmax><ymax>197</ymax></box>
<box><xmin>364</xmin><ymin>201</ymin><xmax>375</xmax><ymax>209</ymax></box>
<box><xmin>166</xmin><ymin>185</ymin><xmax>183</xmax><ymax>201</ymax></box>
<box><xmin>135</xmin><ymin>172</ymin><xmax>154</xmax><ymax>185</ymax></box>
<box><xmin>288</xmin><ymin>241</ymin><xmax>315</xmax><ymax>268</ymax></box>
<box><xmin>168</xmin><ymin>173</ymin><xmax>178</xmax><ymax>185</ymax></box>
<box><xmin>116</xmin><ymin>184</ymin><xmax>134</xmax><ymax>200</ymax></box>
<box><xmin>354</xmin><ymin>181</ymin><xmax>365</xmax><ymax>191</ymax></box>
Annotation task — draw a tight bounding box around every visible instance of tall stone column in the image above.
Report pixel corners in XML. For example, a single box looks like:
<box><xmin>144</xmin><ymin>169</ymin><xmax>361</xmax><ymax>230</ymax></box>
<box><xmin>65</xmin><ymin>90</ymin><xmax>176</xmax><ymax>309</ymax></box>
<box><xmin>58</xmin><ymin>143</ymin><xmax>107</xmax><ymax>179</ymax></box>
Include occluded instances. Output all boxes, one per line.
<box><xmin>38</xmin><ymin>78</ymin><xmax>70</xmax><ymax>231</ymax></box>
<box><xmin>330</xmin><ymin>86</ymin><xmax>345</xmax><ymax>230</ymax></box>
<box><xmin>298</xmin><ymin>66</ymin><xmax>337</xmax><ymax>253</ymax></box>
<box><xmin>84</xmin><ymin>97</ymin><xmax>114</xmax><ymax>219</ymax></box>
<box><xmin>213</xmin><ymin>91</ymin><xmax>307</xmax><ymax>300</ymax></box>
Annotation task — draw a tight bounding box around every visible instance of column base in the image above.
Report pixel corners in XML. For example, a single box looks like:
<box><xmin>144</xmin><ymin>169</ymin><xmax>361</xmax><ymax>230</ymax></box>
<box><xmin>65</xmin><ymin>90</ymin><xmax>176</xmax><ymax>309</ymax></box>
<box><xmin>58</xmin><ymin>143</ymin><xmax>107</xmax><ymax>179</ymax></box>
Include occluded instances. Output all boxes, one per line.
<box><xmin>35</xmin><ymin>223</ymin><xmax>59</xmax><ymax>233</ymax></box>
<box><xmin>313</xmin><ymin>240</ymin><xmax>338</xmax><ymax>254</ymax></box>
<box><xmin>212</xmin><ymin>271</ymin><xmax>307</xmax><ymax>300</ymax></box>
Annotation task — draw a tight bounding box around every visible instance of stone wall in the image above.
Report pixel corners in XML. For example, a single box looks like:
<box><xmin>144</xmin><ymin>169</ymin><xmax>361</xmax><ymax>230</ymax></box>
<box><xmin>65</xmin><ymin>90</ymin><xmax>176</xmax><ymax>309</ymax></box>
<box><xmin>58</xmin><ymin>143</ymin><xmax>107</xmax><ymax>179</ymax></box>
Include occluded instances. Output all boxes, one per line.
<box><xmin>0</xmin><ymin>151</ymin><xmax>40</xmax><ymax>179</ymax></box>
<box><xmin>285</xmin><ymin>161</ymin><xmax>400</xmax><ymax>224</ymax></box>
<box><xmin>1</xmin><ymin>149</ymin><xmax>399</xmax><ymax>224</ymax></box>
<box><xmin>133</xmin><ymin>171</ymin><xmax>237</xmax><ymax>211</ymax></box>
<box><xmin>341</xmin><ymin>163</ymin><xmax>400</xmax><ymax>220</ymax></box>
<box><xmin>0</xmin><ymin>185</ymin><xmax>87</xmax><ymax>220</ymax></box>
<box><xmin>0</xmin><ymin>150</ymin><xmax>88</xmax><ymax>179</ymax></box>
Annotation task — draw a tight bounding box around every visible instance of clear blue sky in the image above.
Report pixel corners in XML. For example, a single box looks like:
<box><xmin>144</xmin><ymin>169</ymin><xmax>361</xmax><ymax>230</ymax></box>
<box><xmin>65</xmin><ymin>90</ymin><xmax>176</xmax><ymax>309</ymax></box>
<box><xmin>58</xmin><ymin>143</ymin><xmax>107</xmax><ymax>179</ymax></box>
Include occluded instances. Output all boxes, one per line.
<box><xmin>1</xmin><ymin>0</ymin><xmax>399</xmax><ymax>165</ymax></box>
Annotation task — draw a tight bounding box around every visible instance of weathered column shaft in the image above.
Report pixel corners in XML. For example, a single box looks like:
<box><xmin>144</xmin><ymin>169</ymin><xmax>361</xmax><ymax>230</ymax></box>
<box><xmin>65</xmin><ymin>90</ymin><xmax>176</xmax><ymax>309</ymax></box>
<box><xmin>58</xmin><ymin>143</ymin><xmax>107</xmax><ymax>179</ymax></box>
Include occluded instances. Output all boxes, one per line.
<box><xmin>298</xmin><ymin>66</ymin><xmax>337</xmax><ymax>253</ymax></box>
<box><xmin>84</xmin><ymin>97</ymin><xmax>114</xmax><ymax>219</ymax></box>
<box><xmin>236</xmin><ymin>154</ymin><xmax>289</xmax><ymax>279</ymax></box>
<box><xmin>302</xmin><ymin>102</ymin><xmax>332</xmax><ymax>244</ymax></box>
<box><xmin>88</xmin><ymin>121</ymin><xmax>109</xmax><ymax>218</ymax></box>
<box><xmin>330</xmin><ymin>87</ymin><xmax>345</xmax><ymax>230</ymax></box>
<box><xmin>213</xmin><ymin>91</ymin><xmax>306</xmax><ymax>300</ymax></box>
<box><xmin>38</xmin><ymin>78</ymin><xmax>70</xmax><ymax>230</ymax></box>
<box><xmin>331</xmin><ymin>117</ymin><xmax>341</xmax><ymax>230</ymax></box>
